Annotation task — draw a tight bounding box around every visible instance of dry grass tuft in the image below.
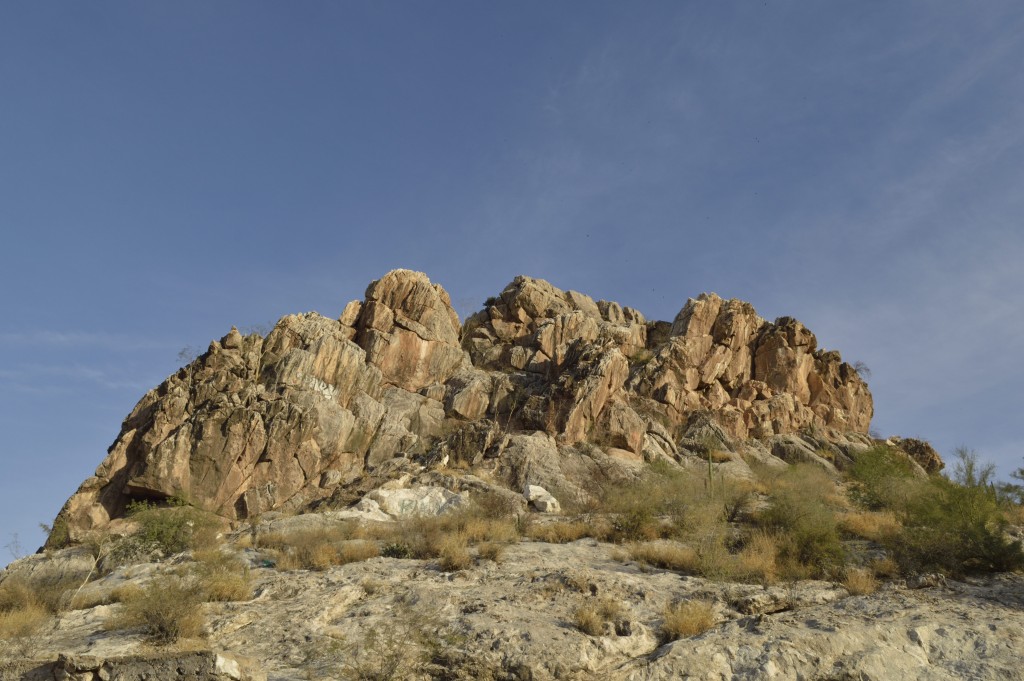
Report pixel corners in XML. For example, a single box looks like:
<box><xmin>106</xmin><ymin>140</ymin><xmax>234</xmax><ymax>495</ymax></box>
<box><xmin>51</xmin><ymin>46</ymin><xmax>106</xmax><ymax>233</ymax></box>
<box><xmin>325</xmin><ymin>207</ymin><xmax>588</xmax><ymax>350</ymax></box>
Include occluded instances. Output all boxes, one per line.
<box><xmin>0</xmin><ymin>571</ymin><xmax>87</xmax><ymax>641</ymax></box>
<box><xmin>0</xmin><ymin>600</ymin><xmax>48</xmax><ymax>640</ymax></box>
<box><xmin>572</xmin><ymin>597</ymin><xmax>623</xmax><ymax>636</ymax></box>
<box><xmin>476</xmin><ymin>542</ymin><xmax>505</xmax><ymax>562</ymax></box>
<box><xmin>661</xmin><ymin>599</ymin><xmax>716</xmax><ymax>642</ymax></box>
<box><xmin>193</xmin><ymin>550</ymin><xmax>252</xmax><ymax>602</ymax></box>
<box><xmin>628</xmin><ymin>541</ymin><xmax>699</xmax><ymax>572</ymax></box>
<box><xmin>256</xmin><ymin>525</ymin><xmax>380</xmax><ymax>571</ymax></box>
<box><xmin>105</xmin><ymin>575</ymin><xmax>205</xmax><ymax>644</ymax></box>
<box><xmin>734</xmin><ymin>531</ymin><xmax>779</xmax><ymax>584</ymax></box>
<box><xmin>437</xmin><ymin>534</ymin><xmax>472</xmax><ymax>572</ymax></box>
<box><xmin>843</xmin><ymin>568</ymin><xmax>879</xmax><ymax>595</ymax></box>
<box><xmin>526</xmin><ymin>520</ymin><xmax>594</xmax><ymax>544</ymax></box>
<box><xmin>839</xmin><ymin>511</ymin><xmax>901</xmax><ymax>542</ymax></box>
<box><xmin>869</xmin><ymin>556</ymin><xmax>900</xmax><ymax>579</ymax></box>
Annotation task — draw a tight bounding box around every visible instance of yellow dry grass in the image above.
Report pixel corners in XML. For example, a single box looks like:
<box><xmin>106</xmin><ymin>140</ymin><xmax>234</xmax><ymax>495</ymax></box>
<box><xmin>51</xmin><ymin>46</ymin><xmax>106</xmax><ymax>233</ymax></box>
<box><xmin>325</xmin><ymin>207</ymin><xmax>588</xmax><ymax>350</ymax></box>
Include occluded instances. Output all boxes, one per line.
<box><xmin>843</xmin><ymin>568</ymin><xmax>879</xmax><ymax>595</ymax></box>
<box><xmin>839</xmin><ymin>511</ymin><xmax>901</xmax><ymax>542</ymax></box>
<box><xmin>661</xmin><ymin>599</ymin><xmax>715</xmax><ymax>641</ymax></box>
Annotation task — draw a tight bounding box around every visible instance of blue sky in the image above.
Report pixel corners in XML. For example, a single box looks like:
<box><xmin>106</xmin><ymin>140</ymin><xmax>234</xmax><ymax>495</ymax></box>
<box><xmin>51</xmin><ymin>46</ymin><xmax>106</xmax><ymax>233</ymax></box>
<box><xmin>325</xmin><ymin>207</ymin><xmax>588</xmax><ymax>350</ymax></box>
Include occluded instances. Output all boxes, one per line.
<box><xmin>2</xmin><ymin>2</ymin><xmax>1023</xmax><ymax>564</ymax></box>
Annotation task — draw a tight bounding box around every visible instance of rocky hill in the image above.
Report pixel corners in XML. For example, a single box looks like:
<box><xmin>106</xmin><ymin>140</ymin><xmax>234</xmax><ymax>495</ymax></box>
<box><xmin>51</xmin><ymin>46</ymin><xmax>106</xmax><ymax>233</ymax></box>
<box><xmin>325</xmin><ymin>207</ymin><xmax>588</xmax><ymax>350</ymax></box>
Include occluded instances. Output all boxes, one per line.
<box><xmin>52</xmin><ymin>269</ymin><xmax>873</xmax><ymax>542</ymax></box>
<box><xmin>6</xmin><ymin>270</ymin><xmax>1021</xmax><ymax>681</ymax></box>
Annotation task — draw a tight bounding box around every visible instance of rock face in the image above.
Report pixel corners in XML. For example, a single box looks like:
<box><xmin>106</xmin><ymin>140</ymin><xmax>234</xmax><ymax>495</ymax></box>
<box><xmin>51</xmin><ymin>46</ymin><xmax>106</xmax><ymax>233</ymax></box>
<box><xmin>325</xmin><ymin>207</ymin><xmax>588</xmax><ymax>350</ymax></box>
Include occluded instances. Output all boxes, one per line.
<box><xmin>52</xmin><ymin>270</ymin><xmax>875</xmax><ymax>541</ymax></box>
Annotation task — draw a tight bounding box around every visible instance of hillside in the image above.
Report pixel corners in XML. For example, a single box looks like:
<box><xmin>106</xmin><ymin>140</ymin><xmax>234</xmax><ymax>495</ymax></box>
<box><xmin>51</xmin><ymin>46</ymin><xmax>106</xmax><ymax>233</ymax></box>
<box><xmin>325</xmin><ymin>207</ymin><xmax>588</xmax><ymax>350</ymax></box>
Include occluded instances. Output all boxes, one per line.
<box><xmin>2</xmin><ymin>270</ymin><xmax>1021</xmax><ymax>680</ymax></box>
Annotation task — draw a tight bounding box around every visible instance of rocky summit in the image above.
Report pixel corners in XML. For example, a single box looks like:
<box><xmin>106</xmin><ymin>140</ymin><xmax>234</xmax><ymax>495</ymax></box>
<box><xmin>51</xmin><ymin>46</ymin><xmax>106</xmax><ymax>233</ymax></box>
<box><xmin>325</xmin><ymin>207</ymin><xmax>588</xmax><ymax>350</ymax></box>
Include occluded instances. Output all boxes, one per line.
<box><xmin>53</xmin><ymin>269</ymin><xmax>872</xmax><ymax>541</ymax></box>
<box><xmin>4</xmin><ymin>270</ymin><xmax>1021</xmax><ymax>681</ymax></box>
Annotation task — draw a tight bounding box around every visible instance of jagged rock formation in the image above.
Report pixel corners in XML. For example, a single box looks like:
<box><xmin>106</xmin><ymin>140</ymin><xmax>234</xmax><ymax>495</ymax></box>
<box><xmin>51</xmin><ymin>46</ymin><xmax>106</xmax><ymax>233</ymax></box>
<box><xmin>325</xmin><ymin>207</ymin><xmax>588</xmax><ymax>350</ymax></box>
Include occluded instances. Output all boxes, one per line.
<box><xmin>52</xmin><ymin>270</ymin><xmax>875</xmax><ymax>541</ymax></box>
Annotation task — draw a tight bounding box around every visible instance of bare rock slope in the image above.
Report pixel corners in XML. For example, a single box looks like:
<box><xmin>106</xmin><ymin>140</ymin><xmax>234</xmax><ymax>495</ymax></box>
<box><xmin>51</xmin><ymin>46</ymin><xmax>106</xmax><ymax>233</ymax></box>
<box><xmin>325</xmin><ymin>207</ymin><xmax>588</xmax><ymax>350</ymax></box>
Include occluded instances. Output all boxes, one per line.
<box><xmin>52</xmin><ymin>270</ymin><xmax>873</xmax><ymax>541</ymax></box>
<box><xmin>7</xmin><ymin>540</ymin><xmax>1023</xmax><ymax>680</ymax></box>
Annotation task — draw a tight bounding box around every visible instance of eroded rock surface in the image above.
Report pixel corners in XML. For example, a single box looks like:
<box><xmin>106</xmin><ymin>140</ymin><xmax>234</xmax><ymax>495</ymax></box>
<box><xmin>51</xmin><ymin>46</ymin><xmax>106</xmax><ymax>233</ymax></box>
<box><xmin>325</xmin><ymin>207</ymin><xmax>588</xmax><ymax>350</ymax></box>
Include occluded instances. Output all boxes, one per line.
<box><xmin>52</xmin><ymin>271</ymin><xmax>877</xmax><ymax>542</ymax></box>
<box><xmin>7</xmin><ymin>541</ymin><xmax>1021</xmax><ymax>681</ymax></box>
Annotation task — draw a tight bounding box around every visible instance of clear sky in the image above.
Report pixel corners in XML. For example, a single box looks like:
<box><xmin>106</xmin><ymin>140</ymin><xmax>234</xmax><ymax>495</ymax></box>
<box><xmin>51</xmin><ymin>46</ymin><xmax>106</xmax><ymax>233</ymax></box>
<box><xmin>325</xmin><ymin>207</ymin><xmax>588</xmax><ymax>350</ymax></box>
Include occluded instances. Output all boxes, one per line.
<box><xmin>2</xmin><ymin>2</ymin><xmax>1023</xmax><ymax>565</ymax></box>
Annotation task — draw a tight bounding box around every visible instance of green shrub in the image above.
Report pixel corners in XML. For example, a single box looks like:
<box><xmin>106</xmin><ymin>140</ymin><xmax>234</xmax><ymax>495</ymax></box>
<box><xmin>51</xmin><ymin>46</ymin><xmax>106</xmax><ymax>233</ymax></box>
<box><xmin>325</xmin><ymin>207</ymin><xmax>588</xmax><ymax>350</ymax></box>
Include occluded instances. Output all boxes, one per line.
<box><xmin>105</xmin><ymin>500</ymin><xmax>221</xmax><ymax>567</ymax></box>
<box><xmin>889</xmin><ymin>471</ymin><xmax>1023</xmax><ymax>575</ymax></box>
<box><xmin>847</xmin><ymin>445</ymin><xmax>918</xmax><ymax>510</ymax></box>
<box><xmin>759</xmin><ymin>464</ymin><xmax>844</xmax><ymax>578</ymax></box>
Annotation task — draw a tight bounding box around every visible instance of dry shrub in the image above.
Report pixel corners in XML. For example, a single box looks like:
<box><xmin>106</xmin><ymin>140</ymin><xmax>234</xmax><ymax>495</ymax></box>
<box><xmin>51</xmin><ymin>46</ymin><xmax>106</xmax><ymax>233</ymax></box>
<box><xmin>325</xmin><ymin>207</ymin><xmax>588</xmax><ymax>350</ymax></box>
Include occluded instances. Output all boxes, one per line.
<box><xmin>360</xmin><ymin>578</ymin><xmax>385</xmax><ymax>595</ymax></box>
<box><xmin>0</xmin><ymin>577</ymin><xmax>52</xmax><ymax>641</ymax></box>
<box><xmin>1003</xmin><ymin>503</ymin><xmax>1024</xmax><ymax>527</ymax></box>
<box><xmin>628</xmin><ymin>542</ymin><xmax>699</xmax><ymax>573</ymax></box>
<box><xmin>437</xmin><ymin>535</ymin><xmax>472</xmax><ymax>572</ymax></box>
<box><xmin>526</xmin><ymin>520</ymin><xmax>593</xmax><ymax>544</ymax></box>
<box><xmin>843</xmin><ymin>568</ymin><xmax>879</xmax><ymax>595</ymax></box>
<box><xmin>708</xmin><ymin>449</ymin><xmax>734</xmax><ymax>463</ymax></box>
<box><xmin>257</xmin><ymin>525</ymin><xmax>379</xmax><ymax>571</ymax></box>
<box><xmin>0</xmin><ymin>578</ymin><xmax>37</xmax><ymax>615</ymax></box>
<box><xmin>476</xmin><ymin>542</ymin><xmax>505</xmax><ymax>562</ymax></box>
<box><xmin>734</xmin><ymin>531</ymin><xmax>779</xmax><ymax>584</ymax></box>
<box><xmin>0</xmin><ymin>601</ymin><xmax>48</xmax><ymax>640</ymax></box>
<box><xmin>193</xmin><ymin>550</ymin><xmax>252</xmax><ymax>602</ymax></box>
<box><xmin>572</xmin><ymin>604</ymin><xmax>604</xmax><ymax>636</ymax></box>
<box><xmin>572</xmin><ymin>597</ymin><xmax>622</xmax><ymax>637</ymax></box>
<box><xmin>106</xmin><ymin>575</ymin><xmax>205</xmax><ymax>644</ymax></box>
<box><xmin>759</xmin><ymin>464</ymin><xmax>845</xmax><ymax>579</ymax></box>
<box><xmin>462</xmin><ymin>517</ymin><xmax>519</xmax><ymax>544</ymax></box>
<box><xmin>839</xmin><ymin>511</ymin><xmax>901</xmax><ymax>542</ymax></box>
<box><xmin>338</xmin><ymin>540</ymin><xmax>381</xmax><ymax>565</ymax></box>
<box><xmin>870</xmin><ymin>556</ymin><xmax>900</xmax><ymax>579</ymax></box>
<box><xmin>0</xmin><ymin>569</ymin><xmax>86</xmax><ymax>640</ymax></box>
<box><xmin>661</xmin><ymin>599</ymin><xmax>715</xmax><ymax>642</ymax></box>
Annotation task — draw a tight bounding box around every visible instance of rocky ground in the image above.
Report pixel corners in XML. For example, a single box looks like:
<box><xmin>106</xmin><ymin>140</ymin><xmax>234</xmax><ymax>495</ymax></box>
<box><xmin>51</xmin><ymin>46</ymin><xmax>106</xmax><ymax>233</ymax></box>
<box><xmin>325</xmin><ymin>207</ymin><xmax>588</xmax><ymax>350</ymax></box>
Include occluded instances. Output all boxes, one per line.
<box><xmin>4</xmin><ymin>536</ymin><xmax>1022</xmax><ymax>680</ymax></box>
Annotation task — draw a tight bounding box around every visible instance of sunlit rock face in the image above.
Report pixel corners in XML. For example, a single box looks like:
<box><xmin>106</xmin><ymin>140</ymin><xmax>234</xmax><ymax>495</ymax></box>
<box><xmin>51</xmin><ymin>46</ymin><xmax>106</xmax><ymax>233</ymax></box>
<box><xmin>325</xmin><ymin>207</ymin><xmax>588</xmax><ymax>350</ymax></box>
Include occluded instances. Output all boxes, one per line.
<box><xmin>52</xmin><ymin>270</ymin><xmax>873</xmax><ymax>540</ymax></box>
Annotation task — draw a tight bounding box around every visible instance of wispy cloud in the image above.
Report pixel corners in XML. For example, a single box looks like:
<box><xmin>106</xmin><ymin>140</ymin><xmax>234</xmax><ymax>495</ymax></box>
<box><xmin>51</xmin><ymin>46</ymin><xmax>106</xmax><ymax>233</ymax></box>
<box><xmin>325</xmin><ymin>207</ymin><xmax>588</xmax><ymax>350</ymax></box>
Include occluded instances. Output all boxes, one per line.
<box><xmin>0</xmin><ymin>363</ymin><xmax>164</xmax><ymax>392</ymax></box>
<box><xmin>0</xmin><ymin>330</ymin><xmax>177</xmax><ymax>351</ymax></box>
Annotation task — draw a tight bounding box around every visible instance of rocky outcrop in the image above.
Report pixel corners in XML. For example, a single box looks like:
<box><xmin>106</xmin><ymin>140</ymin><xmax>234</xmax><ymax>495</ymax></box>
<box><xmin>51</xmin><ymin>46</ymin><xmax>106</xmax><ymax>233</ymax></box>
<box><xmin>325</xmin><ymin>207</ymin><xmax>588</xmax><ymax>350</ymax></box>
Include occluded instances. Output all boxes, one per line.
<box><xmin>51</xmin><ymin>270</ymin><xmax>878</xmax><ymax>542</ymax></box>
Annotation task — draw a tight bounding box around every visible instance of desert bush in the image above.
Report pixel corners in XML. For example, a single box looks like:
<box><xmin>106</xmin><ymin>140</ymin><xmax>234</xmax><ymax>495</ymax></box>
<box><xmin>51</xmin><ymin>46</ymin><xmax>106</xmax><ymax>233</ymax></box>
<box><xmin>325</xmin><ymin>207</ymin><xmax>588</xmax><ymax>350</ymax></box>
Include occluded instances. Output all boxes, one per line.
<box><xmin>839</xmin><ymin>511</ymin><xmax>902</xmax><ymax>542</ymax></box>
<box><xmin>106</xmin><ymin>575</ymin><xmax>205</xmax><ymax>644</ymax></box>
<box><xmin>759</xmin><ymin>464</ymin><xmax>845</xmax><ymax>578</ymax></box>
<box><xmin>0</xmin><ymin>576</ymin><xmax>57</xmax><ymax>641</ymax></box>
<box><xmin>526</xmin><ymin>520</ymin><xmax>594</xmax><ymax>544</ymax></box>
<box><xmin>305</xmin><ymin>602</ymin><xmax>465</xmax><ymax>681</ymax></box>
<box><xmin>845</xmin><ymin>446</ymin><xmax>1023</xmax><ymax>576</ymax></box>
<box><xmin>105</xmin><ymin>500</ymin><xmax>221</xmax><ymax>567</ymax></box>
<box><xmin>0</xmin><ymin>571</ymin><xmax>81</xmax><ymax>617</ymax></box>
<box><xmin>733</xmin><ymin>531</ymin><xmax>779</xmax><ymax>584</ymax></box>
<box><xmin>869</xmin><ymin>556</ymin><xmax>900</xmax><ymax>578</ymax></box>
<box><xmin>843</xmin><ymin>568</ymin><xmax>878</xmax><ymax>595</ymax></box>
<box><xmin>888</xmin><ymin>464</ymin><xmax>1024</xmax><ymax>575</ymax></box>
<box><xmin>437</xmin><ymin>534</ymin><xmax>472</xmax><ymax>571</ymax></box>
<box><xmin>628</xmin><ymin>541</ymin><xmax>699</xmax><ymax>573</ymax></box>
<box><xmin>476</xmin><ymin>542</ymin><xmax>505</xmax><ymax>562</ymax></box>
<box><xmin>0</xmin><ymin>600</ymin><xmax>48</xmax><ymax>640</ymax></box>
<box><xmin>461</xmin><ymin>516</ymin><xmax>519</xmax><ymax>544</ymax></box>
<box><xmin>192</xmin><ymin>550</ymin><xmax>252</xmax><ymax>602</ymax></box>
<box><xmin>129</xmin><ymin>499</ymin><xmax>220</xmax><ymax>553</ymax></box>
<box><xmin>572</xmin><ymin>597</ymin><xmax>622</xmax><ymax>637</ymax></box>
<box><xmin>381</xmin><ymin>542</ymin><xmax>412</xmax><ymax>559</ymax></box>
<box><xmin>661</xmin><ymin>599</ymin><xmax>715</xmax><ymax>642</ymax></box>
<box><xmin>256</xmin><ymin>525</ymin><xmax>380</xmax><ymax>571</ymax></box>
<box><xmin>847</xmin><ymin>446</ymin><xmax>918</xmax><ymax>510</ymax></box>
